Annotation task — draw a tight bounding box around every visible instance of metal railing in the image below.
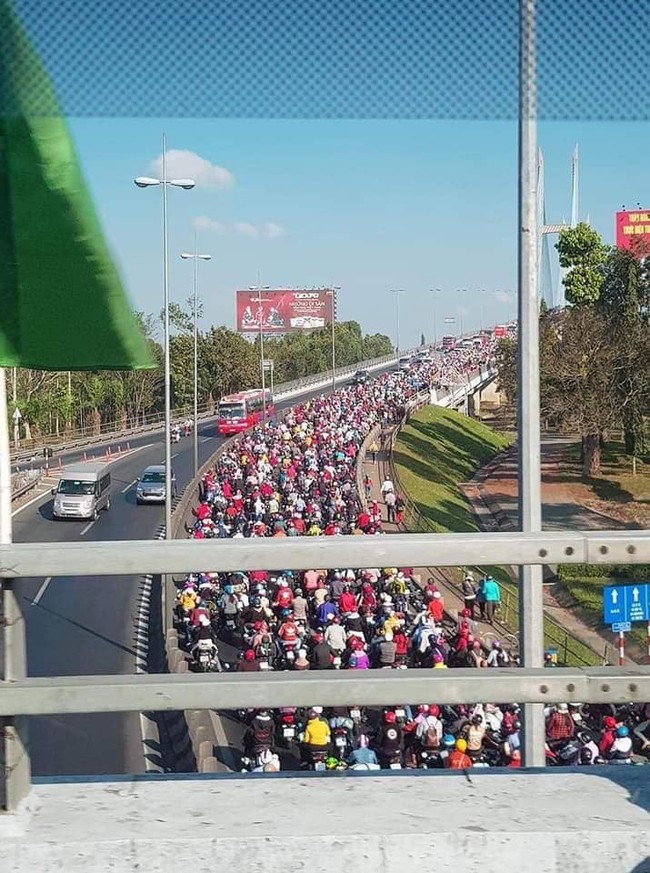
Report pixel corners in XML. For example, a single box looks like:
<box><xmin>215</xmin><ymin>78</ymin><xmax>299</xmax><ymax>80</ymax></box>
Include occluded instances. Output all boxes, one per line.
<box><xmin>1</xmin><ymin>531</ymin><xmax>649</xmax><ymax>811</ymax></box>
<box><xmin>9</xmin><ymin>346</ymin><xmax>424</xmax><ymax>464</ymax></box>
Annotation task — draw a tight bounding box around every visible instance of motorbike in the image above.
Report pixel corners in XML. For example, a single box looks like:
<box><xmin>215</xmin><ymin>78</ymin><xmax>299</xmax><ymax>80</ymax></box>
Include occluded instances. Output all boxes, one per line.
<box><xmin>192</xmin><ymin>639</ymin><xmax>219</xmax><ymax>673</ymax></box>
<box><xmin>277</xmin><ymin>709</ymin><xmax>300</xmax><ymax>745</ymax></box>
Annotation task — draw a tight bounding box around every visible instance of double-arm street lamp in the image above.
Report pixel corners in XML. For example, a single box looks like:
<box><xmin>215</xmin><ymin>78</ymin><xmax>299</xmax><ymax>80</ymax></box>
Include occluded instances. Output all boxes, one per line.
<box><xmin>180</xmin><ymin>238</ymin><xmax>211</xmax><ymax>476</ymax></box>
<box><xmin>134</xmin><ymin>134</ymin><xmax>195</xmax><ymax>539</ymax></box>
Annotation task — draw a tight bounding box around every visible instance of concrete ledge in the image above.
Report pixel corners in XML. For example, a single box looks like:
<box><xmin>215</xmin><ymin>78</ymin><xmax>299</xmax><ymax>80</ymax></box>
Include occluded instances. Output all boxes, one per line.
<box><xmin>1</xmin><ymin>770</ymin><xmax>648</xmax><ymax>872</ymax></box>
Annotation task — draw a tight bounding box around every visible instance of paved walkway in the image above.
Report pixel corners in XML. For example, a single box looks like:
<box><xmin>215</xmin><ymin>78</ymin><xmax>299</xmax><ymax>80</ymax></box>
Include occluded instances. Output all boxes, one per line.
<box><xmin>462</xmin><ymin>438</ymin><xmax>644</xmax><ymax>666</ymax></box>
<box><xmin>361</xmin><ymin>429</ymin><xmax>514</xmax><ymax>653</ymax></box>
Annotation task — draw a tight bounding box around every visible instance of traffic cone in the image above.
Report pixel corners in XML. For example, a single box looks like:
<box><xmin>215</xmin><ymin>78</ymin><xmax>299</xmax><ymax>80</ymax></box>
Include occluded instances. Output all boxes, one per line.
<box><xmin>83</xmin><ymin>451</ymin><xmax>87</xmax><ymax>461</ymax></box>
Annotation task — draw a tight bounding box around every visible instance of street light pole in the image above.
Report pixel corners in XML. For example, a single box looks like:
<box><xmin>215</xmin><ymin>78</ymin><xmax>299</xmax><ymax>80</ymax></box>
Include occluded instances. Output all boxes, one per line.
<box><xmin>390</xmin><ymin>289</ymin><xmax>404</xmax><ymax>352</ymax></box>
<box><xmin>329</xmin><ymin>287</ymin><xmax>340</xmax><ymax>391</ymax></box>
<box><xmin>517</xmin><ymin>0</ymin><xmax>545</xmax><ymax>767</ymax></box>
<box><xmin>429</xmin><ymin>288</ymin><xmax>441</xmax><ymax>347</ymax></box>
<box><xmin>249</xmin><ymin>280</ymin><xmax>271</xmax><ymax>423</ymax></box>
<box><xmin>180</xmin><ymin>237</ymin><xmax>211</xmax><ymax>476</ymax></box>
<box><xmin>134</xmin><ymin>134</ymin><xmax>195</xmax><ymax>539</ymax></box>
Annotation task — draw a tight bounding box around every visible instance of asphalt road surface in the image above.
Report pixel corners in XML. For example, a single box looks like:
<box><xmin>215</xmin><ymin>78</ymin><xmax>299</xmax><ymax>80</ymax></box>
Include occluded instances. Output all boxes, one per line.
<box><xmin>12</xmin><ymin>371</ymin><xmax>384</xmax><ymax>777</ymax></box>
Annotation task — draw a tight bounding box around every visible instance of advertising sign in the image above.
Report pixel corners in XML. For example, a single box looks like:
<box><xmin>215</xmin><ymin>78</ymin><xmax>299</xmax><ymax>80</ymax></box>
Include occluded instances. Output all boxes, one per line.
<box><xmin>236</xmin><ymin>289</ymin><xmax>334</xmax><ymax>333</ymax></box>
<box><xmin>615</xmin><ymin>210</ymin><xmax>650</xmax><ymax>253</ymax></box>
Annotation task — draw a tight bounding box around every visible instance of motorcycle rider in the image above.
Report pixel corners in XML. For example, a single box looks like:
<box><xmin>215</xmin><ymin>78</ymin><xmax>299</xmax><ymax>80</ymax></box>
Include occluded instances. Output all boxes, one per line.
<box><xmin>302</xmin><ymin>708</ymin><xmax>331</xmax><ymax>764</ymax></box>
<box><xmin>190</xmin><ymin>615</ymin><xmax>222</xmax><ymax>670</ymax></box>
<box><xmin>607</xmin><ymin>725</ymin><xmax>633</xmax><ymax>764</ymax></box>
<box><xmin>324</xmin><ymin>615</ymin><xmax>347</xmax><ymax>657</ymax></box>
<box><xmin>245</xmin><ymin>710</ymin><xmax>275</xmax><ymax>762</ymax></box>
<box><xmin>445</xmin><ymin>737</ymin><xmax>473</xmax><ymax>769</ymax></box>
<box><xmin>238</xmin><ymin>648</ymin><xmax>261</xmax><ymax>672</ymax></box>
<box><xmin>347</xmin><ymin>734</ymin><xmax>379</xmax><ymax>770</ymax></box>
<box><xmin>375</xmin><ymin>710</ymin><xmax>403</xmax><ymax>767</ymax></box>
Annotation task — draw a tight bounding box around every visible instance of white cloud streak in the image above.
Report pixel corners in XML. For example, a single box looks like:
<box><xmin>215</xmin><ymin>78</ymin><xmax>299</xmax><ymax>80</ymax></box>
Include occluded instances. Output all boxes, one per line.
<box><xmin>150</xmin><ymin>150</ymin><xmax>234</xmax><ymax>190</ymax></box>
<box><xmin>263</xmin><ymin>221</ymin><xmax>285</xmax><ymax>238</ymax></box>
<box><xmin>233</xmin><ymin>222</ymin><xmax>259</xmax><ymax>237</ymax></box>
<box><xmin>193</xmin><ymin>216</ymin><xmax>223</xmax><ymax>233</ymax></box>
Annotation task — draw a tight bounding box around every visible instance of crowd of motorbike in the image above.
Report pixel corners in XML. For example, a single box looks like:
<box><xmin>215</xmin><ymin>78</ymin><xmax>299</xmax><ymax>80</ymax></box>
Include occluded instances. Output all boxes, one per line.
<box><xmin>172</xmin><ymin>343</ymin><xmax>650</xmax><ymax>772</ymax></box>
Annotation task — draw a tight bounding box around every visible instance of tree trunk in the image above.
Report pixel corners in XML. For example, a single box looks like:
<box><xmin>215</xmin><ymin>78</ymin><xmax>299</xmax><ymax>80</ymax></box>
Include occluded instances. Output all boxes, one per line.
<box><xmin>119</xmin><ymin>407</ymin><xmax>128</xmax><ymax>431</ymax></box>
<box><xmin>579</xmin><ymin>436</ymin><xmax>586</xmax><ymax>465</ymax></box>
<box><xmin>90</xmin><ymin>408</ymin><xmax>101</xmax><ymax>436</ymax></box>
<box><xmin>207</xmin><ymin>392</ymin><xmax>215</xmax><ymax>415</ymax></box>
<box><xmin>23</xmin><ymin>420</ymin><xmax>32</xmax><ymax>442</ymax></box>
<box><xmin>583</xmin><ymin>433</ymin><xmax>601</xmax><ymax>476</ymax></box>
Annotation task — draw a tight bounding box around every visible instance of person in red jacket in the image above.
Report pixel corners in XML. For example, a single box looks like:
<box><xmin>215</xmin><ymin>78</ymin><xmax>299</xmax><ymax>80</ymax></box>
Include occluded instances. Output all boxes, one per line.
<box><xmin>193</xmin><ymin>500</ymin><xmax>211</xmax><ymax>521</ymax></box>
<box><xmin>274</xmin><ymin>580</ymin><xmax>294</xmax><ymax>611</ymax></box>
<box><xmin>278</xmin><ymin>614</ymin><xmax>300</xmax><ymax>654</ymax></box>
<box><xmin>599</xmin><ymin>715</ymin><xmax>618</xmax><ymax>758</ymax></box>
<box><xmin>338</xmin><ymin>587</ymin><xmax>357</xmax><ymax>616</ymax></box>
<box><xmin>393</xmin><ymin>625</ymin><xmax>409</xmax><ymax>665</ymax></box>
<box><xmin>427</xmin><ymin>591</ymin><xmax>444</xmax><ymax>623</ymax></box>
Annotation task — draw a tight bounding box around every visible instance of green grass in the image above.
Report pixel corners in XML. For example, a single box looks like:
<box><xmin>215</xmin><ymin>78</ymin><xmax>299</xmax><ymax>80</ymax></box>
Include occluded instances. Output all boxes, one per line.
<box><xmin>558</xmin><ymin>572</ymin><xmax>649</xmax><ymax>654</ymax></box>
<box><xmin>393</xmin><ymin>406</ymin><xmax>601</xmax><ymax>666</ymax></box>
<box><xmin>393</xmin><ymin>406</ymin><xmax>511</xmax><ymax>533</ymax></box>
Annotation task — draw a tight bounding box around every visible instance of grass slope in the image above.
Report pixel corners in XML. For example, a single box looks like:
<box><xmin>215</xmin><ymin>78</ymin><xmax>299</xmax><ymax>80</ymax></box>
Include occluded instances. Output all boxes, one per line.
<box><xmin>393</xmin><ymin>405</ymin><xmax>511</xmax><ymax>533</ymax></box>
<box><xmin>393</xmin><ymin>406</ymin><xmax>601</xmax><ymax>666</ymax></box>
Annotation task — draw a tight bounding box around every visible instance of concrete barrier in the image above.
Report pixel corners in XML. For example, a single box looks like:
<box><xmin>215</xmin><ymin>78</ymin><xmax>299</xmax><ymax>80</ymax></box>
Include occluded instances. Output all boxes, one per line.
<box><xmin>1</xmin><ymin>770</ymin><xmax>648</xmax><ymax>872</ymax></box>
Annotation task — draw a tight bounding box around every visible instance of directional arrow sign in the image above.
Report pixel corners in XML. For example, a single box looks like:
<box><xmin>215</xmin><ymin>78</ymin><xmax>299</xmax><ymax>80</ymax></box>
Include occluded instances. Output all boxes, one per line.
<box><xmin>603</xmin><ymin>585</ymin><xmax>626</xmax><ymax>624</ymax></box>
<box><xmin>603</xmin><ymin>583</ymin><xmax>650</xmax><ymax>624</ymax></box>
<box><xmin>12</xmin><ymin>408</ymin><xmax>21</xmax><ymax>421</ymax></box>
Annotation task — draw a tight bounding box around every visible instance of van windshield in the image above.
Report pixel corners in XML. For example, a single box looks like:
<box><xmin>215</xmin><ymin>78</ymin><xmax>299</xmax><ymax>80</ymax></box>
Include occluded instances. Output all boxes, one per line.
<box><xmin>142</xmin><ymin>471</ymin><xmax>165</xmax><ymax>483</ymax></box>
<box><xmin>58</xmin><ymin>479</ymin><xmax>95</xmax><ymax>495</ymax></box>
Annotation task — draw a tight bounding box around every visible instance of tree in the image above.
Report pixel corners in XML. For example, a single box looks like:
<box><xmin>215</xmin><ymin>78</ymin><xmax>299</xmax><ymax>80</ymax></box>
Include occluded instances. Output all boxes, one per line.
<box><xmin>556</xmin><ymin>223</ymin><xmax>609</xmax><ymax>305</ymax></box>
<box><xmin>540</xmin><ymin>307</ymin><xmax>619</xmax><ymax>475</ymax></box>
<box><xmin>493</xmin><ymin>337</ymin><xmax>517</xmax><ymax>405</ymax></box>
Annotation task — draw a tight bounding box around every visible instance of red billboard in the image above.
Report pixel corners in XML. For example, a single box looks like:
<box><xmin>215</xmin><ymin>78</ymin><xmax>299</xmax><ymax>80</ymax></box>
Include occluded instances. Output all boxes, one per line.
<box><xmin>616</xmin><ymin>209</ymin><xmax>650</xmax><ymax>253</ymax></box>
<box><xmin>236</xmin><ymin>289</ymin><xmax>334</xmax><ymax>333</ymax></box>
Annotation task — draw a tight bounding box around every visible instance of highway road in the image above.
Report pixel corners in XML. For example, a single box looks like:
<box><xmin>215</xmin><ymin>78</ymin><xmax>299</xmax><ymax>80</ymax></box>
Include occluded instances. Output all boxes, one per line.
<box><xmin>12</xmin><ymin>372</ymin><xmax>377</xmax><ymax>777</ymax></box>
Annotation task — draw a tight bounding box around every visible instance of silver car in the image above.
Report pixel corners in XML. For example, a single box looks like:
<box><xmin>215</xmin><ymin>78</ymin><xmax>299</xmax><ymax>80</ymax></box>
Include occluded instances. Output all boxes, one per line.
<box><xmin>136</xmin><ymin>465</ymin><xmax>177</xmax><ymax>504</ymax></box>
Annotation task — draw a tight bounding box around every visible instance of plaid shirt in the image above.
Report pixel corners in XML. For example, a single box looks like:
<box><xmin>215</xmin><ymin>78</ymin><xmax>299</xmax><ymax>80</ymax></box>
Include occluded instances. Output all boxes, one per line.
<box><xmin>546</xmin><ymin>712</ymin><xmax>575</xmax><ymax>741</ymax></box>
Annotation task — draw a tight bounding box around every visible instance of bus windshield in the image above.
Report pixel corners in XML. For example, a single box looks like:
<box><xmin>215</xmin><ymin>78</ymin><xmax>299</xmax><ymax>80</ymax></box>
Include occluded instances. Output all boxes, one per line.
<box><xmin>219</xmin><ymin>403</ymin><xmax>246</xmax><ymax>420</ymax></box>
<box><xmin>57</xmin><ymin>479</ymin><xmax>96</xmax><ymax>495</ymax></box>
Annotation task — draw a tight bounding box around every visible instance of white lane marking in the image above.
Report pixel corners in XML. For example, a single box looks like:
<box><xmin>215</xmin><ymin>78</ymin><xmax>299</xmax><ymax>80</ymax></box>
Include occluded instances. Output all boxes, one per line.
<box><xmin>200</xmin><ymin>437</ymin><xmax>215</xmax><ymax>443</ymax></box>
<box><xmin>79</xmin><ymin>519</ymin><xmax>97</xmax><ymax>537</ymax></box>
<box><xmin>31</xmin><ymin>576</ymin><xmax>52</xmax><ymax>607</ymax></box>
<box><xmin>12</xmin><ymin>487</ymin><xmax>53</xmax><ymax>517</ymax></box>
<box><xmin>171</xmin><ymin>453</ymin><xmax>179</xmax><ymax>459</ymax></box>
<box><xmin>121</xmin><ymin>478</ymin><xmax>138</xmax><ymax>494</ymax></box>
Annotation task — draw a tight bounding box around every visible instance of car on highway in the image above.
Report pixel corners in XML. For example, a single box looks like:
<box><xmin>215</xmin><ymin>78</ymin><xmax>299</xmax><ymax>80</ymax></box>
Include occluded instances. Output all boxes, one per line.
<box><xmin>136</xmin><ymin>464</ymin><xmax>177</xmax><ymax>505</ymax></box>
<box><xmin>352</xmin><ymin>369</ymin><xmax>369</xmax><ymax>385</ymax></box>
<box><xmin>398</xmin><ymin>355</ymin><xmax>412</xmax><ymax>371</ymax></box>
<box><xmin>52</xmin><ymin>462</ymin><xmax>111</xmax><ymax>520</ymax></box>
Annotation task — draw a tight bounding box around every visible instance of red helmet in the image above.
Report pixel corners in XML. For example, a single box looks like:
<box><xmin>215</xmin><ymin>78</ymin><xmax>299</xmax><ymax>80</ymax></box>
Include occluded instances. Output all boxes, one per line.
<box><xmin>244</xmin><ymin>649</ymin><xmax>255</xmax><ymax>662</ymax></box>
<box><xmin>603</xmin><ymin>716</ymin><xmax>617</xmax><ymax>730</ymax></box>
<box><xmin>383</xmin><ymin>710</ymin><xmax>397</xmax><ymax>724</ymax></box>
<box><xmin>429</xmin><ymin>705</ymin><xmax>440</xmax><ymax>718</ymax></box>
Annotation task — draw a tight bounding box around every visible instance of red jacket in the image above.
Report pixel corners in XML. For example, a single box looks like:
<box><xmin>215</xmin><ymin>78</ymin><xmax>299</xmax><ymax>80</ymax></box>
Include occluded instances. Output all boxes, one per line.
<box><xmin>339</xmin><ymin>592</ymin><xmax>357</xmax><ymax>613</ymax></box>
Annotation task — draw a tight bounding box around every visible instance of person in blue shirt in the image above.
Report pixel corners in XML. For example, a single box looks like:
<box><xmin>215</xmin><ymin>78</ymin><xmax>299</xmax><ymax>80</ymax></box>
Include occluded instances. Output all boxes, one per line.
<box><xmin>347</xmin><ymin>734</ymin><xmax>379</xmax><ymax>769</ymax></box>
<box><xmin>481</xmin><ymin>575</ymin><xmax>501</xmax><ymax>623</ymax></box>
<box><xmin>316</xmin><ymin>595</ymin><xmax>338</xmax><ymax>626</ymax></box>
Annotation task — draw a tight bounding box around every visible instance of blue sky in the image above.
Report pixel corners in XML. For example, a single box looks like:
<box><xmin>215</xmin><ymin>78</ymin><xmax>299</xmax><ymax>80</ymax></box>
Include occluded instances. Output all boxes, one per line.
<box><xmin>9</xmin><ymin>0</ymin><xmax>650</xmax><ymax>348</ymax></box>
<box><xmin>67</xmin><ymin>117</ymin><xmax>649</xmax><ymax>348</ymax></box>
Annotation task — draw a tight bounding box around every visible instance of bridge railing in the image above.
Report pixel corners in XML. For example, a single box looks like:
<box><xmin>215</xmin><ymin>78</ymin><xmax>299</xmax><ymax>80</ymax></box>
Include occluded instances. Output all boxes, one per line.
<box><xmin>1</xmin><ymin>530</ymin><xmax>649</xmax><ymax>811</ymax></box>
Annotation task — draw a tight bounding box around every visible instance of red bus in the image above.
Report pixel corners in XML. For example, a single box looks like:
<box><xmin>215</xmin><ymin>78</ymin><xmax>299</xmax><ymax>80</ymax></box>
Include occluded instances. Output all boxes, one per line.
<box><xmin>493</xmin><ymin>325</ymin><xmax>507</xmax><ymax>339</ymax></box>
<box><xmin>217</xmin><ymin>389</ymin><xmax>274</xmax><ymax>435</ymax></box>
<box><xmin>441</xmin><ymin>334</ymin><xmax>456</xmax><ymax>351</ymax></box>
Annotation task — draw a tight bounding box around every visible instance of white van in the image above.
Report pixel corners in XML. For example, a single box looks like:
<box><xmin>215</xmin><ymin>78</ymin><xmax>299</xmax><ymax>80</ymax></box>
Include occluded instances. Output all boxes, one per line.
<box><xmin>52</xmin><ymin>463</ymin><xmax>111</xmax><ymax>520</ymax></box>
<box><xmin>398</xmin><ymin>356</ymin><xmax>412</xmax><ymax>371</ymax></box>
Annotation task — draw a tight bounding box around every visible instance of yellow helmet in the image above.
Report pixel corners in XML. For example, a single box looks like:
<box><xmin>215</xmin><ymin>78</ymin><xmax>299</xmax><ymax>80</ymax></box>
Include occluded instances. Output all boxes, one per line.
<box><xmin>455</xmin><ymin>738</ymin><xmax>467</xmax><ymax>753</ymax></box>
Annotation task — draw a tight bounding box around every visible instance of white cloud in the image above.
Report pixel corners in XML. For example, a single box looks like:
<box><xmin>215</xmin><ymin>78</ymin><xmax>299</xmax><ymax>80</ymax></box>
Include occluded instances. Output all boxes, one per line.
<box><xmin>234</xmin><ymin>222</ymin><xmax>259</xmax><ymax>237</ymax></box>
<box><xmin>493</xmin><ymin>290</ymin><xmax>515</xmax><ymax>303</ymax></box>
<box><xmin>150</xmin><ymin>150</ymin><xmax>234</xmax><ymax>190</ymax></box>
<box><xmin>193</xmin><ymin>215</ymin><xmax>223</xmax><ymax>233</ymax></box>
<box><xmin>264</xmin><ymin>221</ymin><xmax>285</xmax><ymax>238</ymax></box>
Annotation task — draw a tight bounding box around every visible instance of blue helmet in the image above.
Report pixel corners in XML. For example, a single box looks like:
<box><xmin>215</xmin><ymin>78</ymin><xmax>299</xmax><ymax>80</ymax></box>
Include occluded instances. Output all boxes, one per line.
<box><xmin>616</xmin><ymin>725</ymin><xmax>629</xmax><ymax>738</ymax></box>
<box><xmin>442</xmin><ymin>734</ymin><xmax>455</xmax><ymax>748</ymax></box>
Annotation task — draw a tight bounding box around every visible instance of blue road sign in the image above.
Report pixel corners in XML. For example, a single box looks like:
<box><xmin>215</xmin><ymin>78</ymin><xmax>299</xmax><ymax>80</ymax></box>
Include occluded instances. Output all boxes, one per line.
<box><xmin>612</xmin><ymin>621</ymin><xmax>632</xmax><ymax>633</ymax></box>
<box><xmin>603</xmin><ymin>583</ymin><xmax>650</xmax><ymax>625</ymax></box>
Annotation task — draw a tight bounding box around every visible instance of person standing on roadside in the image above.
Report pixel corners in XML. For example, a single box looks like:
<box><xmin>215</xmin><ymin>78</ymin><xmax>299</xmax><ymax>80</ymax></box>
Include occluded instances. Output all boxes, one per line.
<box><xmin>385</xmin><ymin>488</ymin><xmax>397</xmax><ymax>523</ymax></box>
<box><xmin>461</xmin><ymin>571</ymin><xmax>477</xmax><ymax>618</ymax></box>
<box><xmin>482</xmin><ymin>575</ymin><xmax>501</xmax><ymax>623</ymax></box>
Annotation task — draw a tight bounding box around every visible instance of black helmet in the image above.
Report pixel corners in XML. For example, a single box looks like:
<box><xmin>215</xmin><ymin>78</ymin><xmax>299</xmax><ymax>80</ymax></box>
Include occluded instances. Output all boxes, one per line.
<box><xmin>579</xmin><ymin>747</ymin><xmax>593</xmax><ymax>765</ymax></box>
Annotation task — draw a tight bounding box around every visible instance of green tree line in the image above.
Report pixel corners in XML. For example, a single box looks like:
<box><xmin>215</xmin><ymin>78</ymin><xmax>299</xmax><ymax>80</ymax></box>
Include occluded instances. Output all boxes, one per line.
<box><xmin>494</xmin><ymin>223</ymin><xmax>650</xmax><ymax>475</ymax></box>
<box><xmin>9</xmin><ymin>309</ymin><xmax>393</xmax><ymax>443</ymax></box>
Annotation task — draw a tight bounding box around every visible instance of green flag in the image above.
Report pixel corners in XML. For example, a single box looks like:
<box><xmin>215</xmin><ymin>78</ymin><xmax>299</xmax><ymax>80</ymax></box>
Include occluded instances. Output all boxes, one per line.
<box><xmin>0</xmin><ymin>0</ymin><xmax>154</xmax><ymax>370</ymax></box>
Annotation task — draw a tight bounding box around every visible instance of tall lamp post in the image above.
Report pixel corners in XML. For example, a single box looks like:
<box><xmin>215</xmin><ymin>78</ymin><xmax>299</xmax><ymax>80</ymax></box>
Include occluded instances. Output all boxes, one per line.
<box><xmin>327</xmin><ymin>286</ymin><xmax>341</xmax><ymax>391</ymax></box>
<box><xmin>135</xmin><ymin>134</ymin><xmax>195</xmax><ymax>539</ymax></box>
<box><xmin>249</xmin><ymin>283</ymin><xmax>270</xmax><ymax>422</ymax></box>
<box><xmin>390</xmin><ymin>289</ymin><xmax>405</xmax><ymax>352</ymax></box>
<box><xmin>428</xmin><ymin>287</ymin><xmax>441</xmax><ymax>347</ymax></box>
<box><xmin>180</xmin><ymin>236</ymin><xmax>211</xmax><ymax>476</ymax></box>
